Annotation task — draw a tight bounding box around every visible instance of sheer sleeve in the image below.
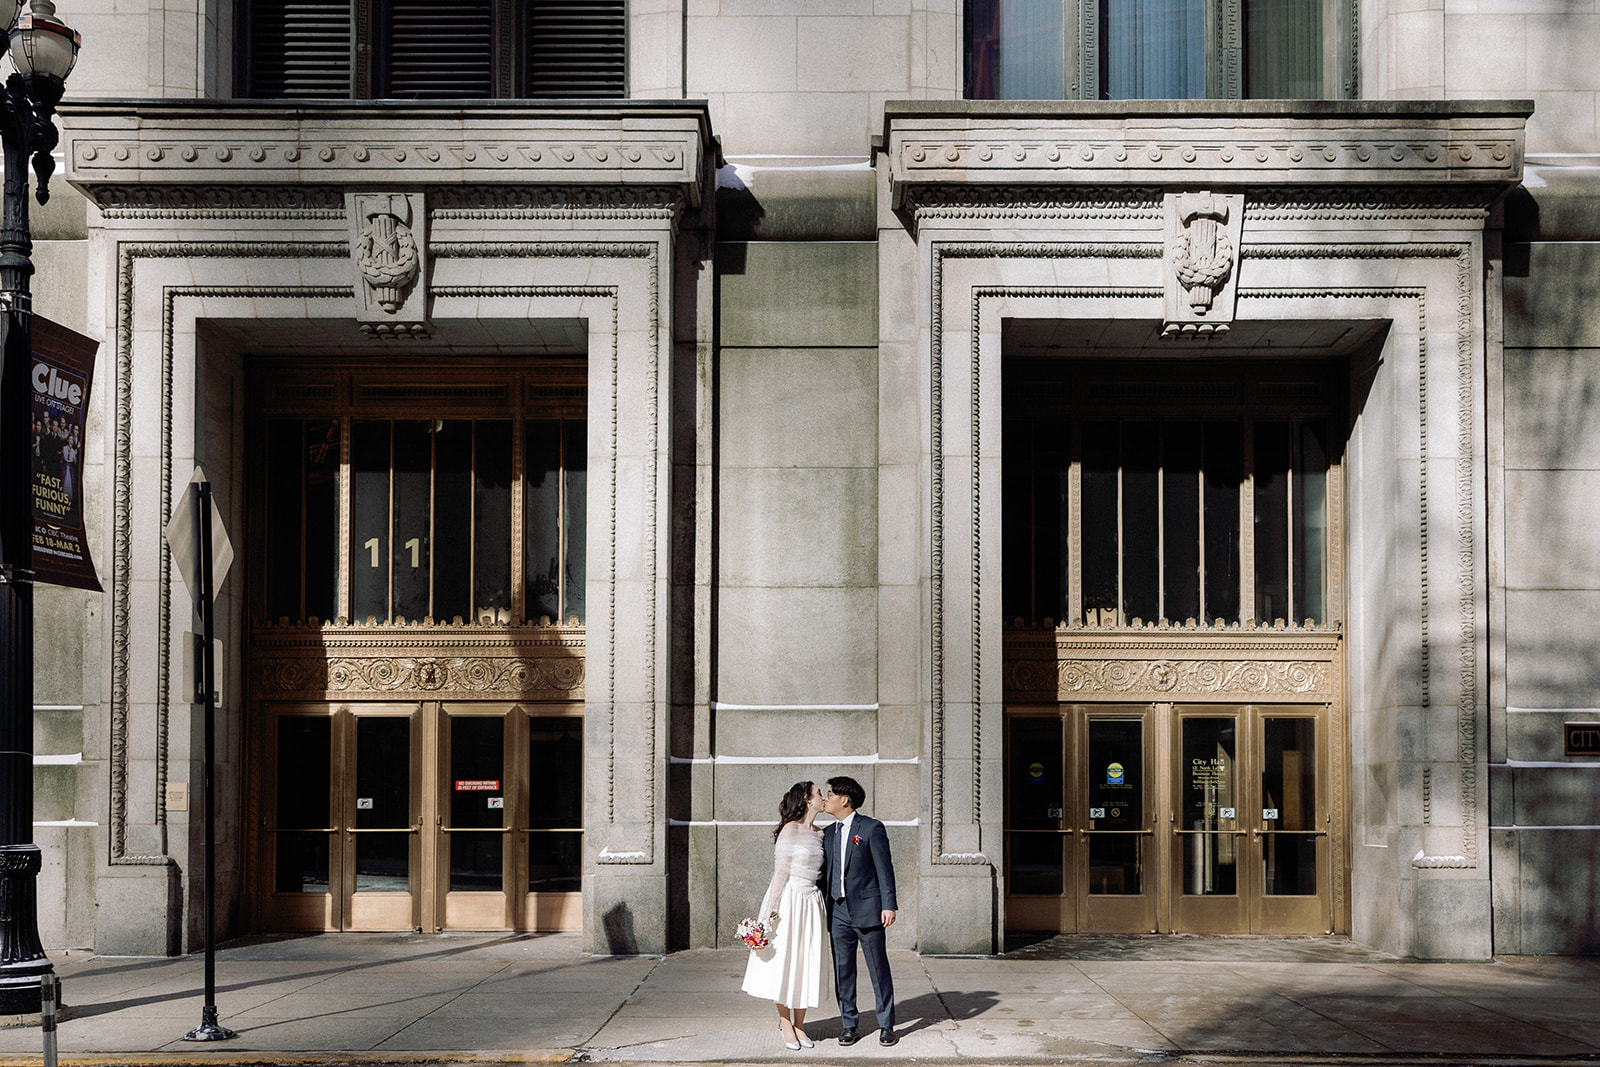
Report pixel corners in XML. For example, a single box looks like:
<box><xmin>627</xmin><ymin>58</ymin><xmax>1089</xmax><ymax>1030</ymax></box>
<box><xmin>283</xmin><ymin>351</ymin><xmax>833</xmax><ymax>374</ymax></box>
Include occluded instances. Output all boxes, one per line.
<box><xmin>758</xmin><ymin>825</ymin><xmax>797</xmax><ymax>918</ymax></box>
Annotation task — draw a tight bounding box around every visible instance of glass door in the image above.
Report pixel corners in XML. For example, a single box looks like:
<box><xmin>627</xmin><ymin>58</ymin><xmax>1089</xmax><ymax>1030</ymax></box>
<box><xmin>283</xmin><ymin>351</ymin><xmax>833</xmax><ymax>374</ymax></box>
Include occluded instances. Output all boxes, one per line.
<box><xmin>1005</xmin><ymin>701</ymin><xmax>1332</xmax><ymax>936</ymax></box>
<box><xmin>1079</xmin><ymin>711</ymin><xmax>1156</xmax><ymax>932</ymax></box>
<box><xmin>1004</xmin><ymin>712</ymin><xmax>1068</xmax><ymax>932</ymax></box>
<box><xmin>262</xmin><ymin>703</ymin><xmax>420</xmax><ymax>932</ymax></box>
<box><xmin>1170</xmin><ymin>709</ymin><xmax>1247</xmax><ymax>932</ymax></box>
<box><xmin>1254</xmin><ymin>710</ymin><xmax>1330</xmax><ymax>933</ymax></box>
<box><xmin>441</xmin><ymin>705</ymin><xmax>514</xmax><ymax>930</ymax></box>
<box><xmin>1168</xmin><ymin>704</ymin><xmax>1330</xmax><ymax>933</ymax></box>
<box><xmin>1004</xmin><ymin>706</ymin><xmax>1157</xmax><ymax>933</ymax></box>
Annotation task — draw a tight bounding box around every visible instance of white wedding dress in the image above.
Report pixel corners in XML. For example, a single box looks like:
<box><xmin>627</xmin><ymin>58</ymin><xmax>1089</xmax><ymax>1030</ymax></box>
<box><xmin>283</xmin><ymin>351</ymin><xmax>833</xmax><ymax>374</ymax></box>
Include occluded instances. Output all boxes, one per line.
<box><xmin>740</xmin><ymin>822</ymin><xmax>831</xmax><ymax>1008</ymax></box>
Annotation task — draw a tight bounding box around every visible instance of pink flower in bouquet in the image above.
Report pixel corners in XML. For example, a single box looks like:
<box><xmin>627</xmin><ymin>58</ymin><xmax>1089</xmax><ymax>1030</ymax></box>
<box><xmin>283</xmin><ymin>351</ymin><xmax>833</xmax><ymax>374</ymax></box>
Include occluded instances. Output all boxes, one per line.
<box><xmin>736</xmin><ymin>911</ymin><xmax>779</xmax><ymax>950</ymax></box>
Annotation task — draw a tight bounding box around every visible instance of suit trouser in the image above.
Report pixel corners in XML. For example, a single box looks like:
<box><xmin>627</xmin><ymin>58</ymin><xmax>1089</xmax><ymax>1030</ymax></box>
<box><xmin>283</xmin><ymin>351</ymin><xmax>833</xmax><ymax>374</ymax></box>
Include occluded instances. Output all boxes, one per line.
<box><xmin>830</xmin><ymin>907</ymin><xmax>894</xmax><ymax>1030</ymax></box>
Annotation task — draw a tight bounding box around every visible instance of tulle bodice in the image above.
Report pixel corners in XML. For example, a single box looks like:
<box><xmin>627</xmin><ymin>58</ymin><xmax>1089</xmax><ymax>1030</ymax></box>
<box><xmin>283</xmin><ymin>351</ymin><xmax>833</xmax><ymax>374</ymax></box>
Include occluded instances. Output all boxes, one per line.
<box><xmin>758</xmin><ymin>824</ymin><xmax>824</xmax><ymax>917</ymax></box>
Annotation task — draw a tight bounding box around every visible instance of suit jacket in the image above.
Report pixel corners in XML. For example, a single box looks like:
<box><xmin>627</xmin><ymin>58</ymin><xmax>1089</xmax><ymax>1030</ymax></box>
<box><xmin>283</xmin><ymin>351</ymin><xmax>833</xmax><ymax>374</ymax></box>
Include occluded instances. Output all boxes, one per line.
<box><xmin>819</xmin><ymin>813</ymin><xmax>897</xmax><ymax>928</ymax></box>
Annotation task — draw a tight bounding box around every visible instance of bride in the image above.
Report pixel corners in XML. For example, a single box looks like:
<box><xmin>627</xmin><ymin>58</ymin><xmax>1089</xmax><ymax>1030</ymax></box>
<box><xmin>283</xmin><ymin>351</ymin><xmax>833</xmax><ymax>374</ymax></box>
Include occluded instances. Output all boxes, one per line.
<box><xmin>741</xmin><ymin>781</ymin><xmax>830</xmax><ymax>1049</ymax></box>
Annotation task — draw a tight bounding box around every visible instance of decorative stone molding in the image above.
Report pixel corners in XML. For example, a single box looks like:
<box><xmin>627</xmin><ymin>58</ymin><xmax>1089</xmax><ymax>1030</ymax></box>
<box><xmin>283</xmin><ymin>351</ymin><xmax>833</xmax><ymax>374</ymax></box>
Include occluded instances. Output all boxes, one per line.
<box><xmin>84</xmin><ymin>184</ymin><xmax>345</xmax><ymax>218</ymax></box>
<box><xmin>901</xmin><ymin>185</ymin><xmax>1163</xmax><ymax>221</ymax></box>
<box><xmin>111</xmin><ymin>241</ymin><xmax>665</xmax><ymax>874</ymax></box>
<box><xmin>432</xmin><ymin>184</ymin><xmax>686</xmax><ymax>222</ymax></box>
<box><xmin>349</xmin><ymin>190</ymin><xmax>427</xmax><ymax>330</ymax></box>
<box><xmin>61</xmin><ymin>102</ymin><xmax>712</xmax><ymax>207</ymax></box>
<box><xmin>1163</xmin><ymin>190</ymin><xmax>1243</xmax><ymax>335</ymax></box>
<box><xmin>882</xmin><ymin>101</ymin><xmax>1531</xmax><ymax>210</ymax></box>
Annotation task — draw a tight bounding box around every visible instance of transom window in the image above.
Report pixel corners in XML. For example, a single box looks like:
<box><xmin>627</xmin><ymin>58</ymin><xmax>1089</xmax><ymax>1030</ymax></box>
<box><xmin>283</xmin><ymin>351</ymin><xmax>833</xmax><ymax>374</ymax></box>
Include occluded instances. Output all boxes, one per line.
<box><xmin>240</xmin><ymin>0</ymin><xmax>627</xmax><ymax>99</ymax></box>
<box><xmin>1002</xmin><ymin>359</ymin><xmax>1343</xmax><ymax>629</ymax></box>
<box><xmin>966</xmin><ymin>0</ymin><xmax>1353</xmax><ymax>101</ymax></box>
<box><xmin>254</xmin><ymin>365</ymin><xmax>587</xmax><ymax>628</ymax></box>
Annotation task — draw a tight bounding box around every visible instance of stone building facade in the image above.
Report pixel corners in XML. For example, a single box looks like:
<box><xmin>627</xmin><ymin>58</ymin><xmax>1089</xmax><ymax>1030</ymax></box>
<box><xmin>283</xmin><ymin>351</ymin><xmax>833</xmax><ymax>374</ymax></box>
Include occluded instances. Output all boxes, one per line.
<box><xmin>22</xmin><ymin>1</ymin><xmax>1600</xmax><ymax>960</ymax></box>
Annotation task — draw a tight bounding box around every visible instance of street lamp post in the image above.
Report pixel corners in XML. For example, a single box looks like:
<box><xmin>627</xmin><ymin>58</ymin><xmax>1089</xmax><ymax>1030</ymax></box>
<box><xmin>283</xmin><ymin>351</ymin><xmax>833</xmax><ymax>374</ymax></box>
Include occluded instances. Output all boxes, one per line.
<box><xmin>0</xmin><ymin>0</ymin><xmax>78</xmax><ymax>1017</ymax></box>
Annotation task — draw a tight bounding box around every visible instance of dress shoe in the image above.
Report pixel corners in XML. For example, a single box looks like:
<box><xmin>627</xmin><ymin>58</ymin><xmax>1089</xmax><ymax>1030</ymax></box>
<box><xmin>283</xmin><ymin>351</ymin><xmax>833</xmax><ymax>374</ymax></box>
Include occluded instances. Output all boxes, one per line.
<box><xmin>879</xmin><ymin>1028</ymin><xmax>898</xmax><ymax>1046</ymax></box>
<box><xmin>795</xmin><ymin>1028</ymin><xmax>814</xmax><ymax>1048</ymax></box>
<box><xmin>837</xmin><ymin>1027</ymin><xmax>861</xmax><ymax>1046</ymax></box>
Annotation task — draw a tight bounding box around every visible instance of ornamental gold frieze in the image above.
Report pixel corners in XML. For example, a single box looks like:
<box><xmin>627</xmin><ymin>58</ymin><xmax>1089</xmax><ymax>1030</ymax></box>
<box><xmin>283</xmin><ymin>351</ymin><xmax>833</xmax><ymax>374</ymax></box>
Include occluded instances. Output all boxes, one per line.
<box><xmin>1004</xmin><ymin>621</ymin><xmax>1340</xmax><ymax>701</ymax></box>
<box><xmin>1005</xmin><ymin>656</ymin><xmax>1333</xmax><ymax>702</ymax></box>
<box><xmin>256</xmin><ymin>654</ymin><xmax>584</xmax><ymax>699</ymax></box>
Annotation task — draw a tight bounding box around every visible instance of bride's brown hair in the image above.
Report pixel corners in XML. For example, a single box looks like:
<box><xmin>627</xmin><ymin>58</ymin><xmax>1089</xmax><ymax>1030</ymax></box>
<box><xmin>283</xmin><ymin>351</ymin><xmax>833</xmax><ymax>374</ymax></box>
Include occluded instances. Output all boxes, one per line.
<box><xmin>774</xmin><ymin>781</ymin><xmax>815</xmax><ymax>841</ymax></box>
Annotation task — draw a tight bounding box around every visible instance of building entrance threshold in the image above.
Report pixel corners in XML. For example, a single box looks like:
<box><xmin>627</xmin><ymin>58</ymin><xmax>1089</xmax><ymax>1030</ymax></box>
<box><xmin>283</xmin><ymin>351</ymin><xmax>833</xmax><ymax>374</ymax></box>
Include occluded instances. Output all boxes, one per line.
<box><xmin>1001</xmin><ymin>932</ymin><xmax>1401</xmax><ymax>963</ymax></box>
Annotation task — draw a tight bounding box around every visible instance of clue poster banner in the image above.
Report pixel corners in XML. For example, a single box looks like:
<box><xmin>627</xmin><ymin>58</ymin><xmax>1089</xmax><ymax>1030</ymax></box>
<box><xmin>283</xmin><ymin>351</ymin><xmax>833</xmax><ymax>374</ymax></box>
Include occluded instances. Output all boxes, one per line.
<box><xmin>30</xmin><ymin>315</ymin><xmax>101</xmax><ymax>591</ymax></box>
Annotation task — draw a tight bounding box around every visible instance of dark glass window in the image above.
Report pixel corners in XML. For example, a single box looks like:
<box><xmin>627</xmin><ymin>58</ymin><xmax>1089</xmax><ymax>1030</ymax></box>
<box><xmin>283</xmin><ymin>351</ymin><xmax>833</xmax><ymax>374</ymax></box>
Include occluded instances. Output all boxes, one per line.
<box><xmin>261</xmin><ymin>405</ymin><xmax>582</xmax><ymax>629</ymax></box>
<box><xmin>1002</xmin><ymin>361</ymin><xmax>1339</xmax><ymax>629</ymax></box>
<box><xmin>966</xmin><ymin>0</ymin><xmax>1349</xmax><ymax>100</ymax></box>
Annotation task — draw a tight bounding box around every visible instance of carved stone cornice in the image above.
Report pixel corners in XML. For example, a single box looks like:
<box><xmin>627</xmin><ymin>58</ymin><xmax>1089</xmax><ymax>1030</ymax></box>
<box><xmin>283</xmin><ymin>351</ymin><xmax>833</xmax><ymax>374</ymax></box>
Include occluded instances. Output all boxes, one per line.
<box><xmin>60</xmin><ymin>100</ymin><xmax>713</xmax><ymax>207</ymax></box>
<box><xmin>85</xmin><ymin>183</ymin><xmax>346</xmax><ymax>218</ymax></box>
<box><xmin>882</xmin><ymin>100</ymin><xmax>1531</xmax><ymax>210</ymax></box>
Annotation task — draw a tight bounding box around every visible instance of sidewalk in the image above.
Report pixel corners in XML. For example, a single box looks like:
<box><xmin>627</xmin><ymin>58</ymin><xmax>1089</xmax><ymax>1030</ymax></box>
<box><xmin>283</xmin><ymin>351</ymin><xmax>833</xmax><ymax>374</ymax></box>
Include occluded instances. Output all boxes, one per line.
<box><xmin>2</xmin><ymin>932</ymin><xmax>1599</xmax><ymax>1065</ymax></box>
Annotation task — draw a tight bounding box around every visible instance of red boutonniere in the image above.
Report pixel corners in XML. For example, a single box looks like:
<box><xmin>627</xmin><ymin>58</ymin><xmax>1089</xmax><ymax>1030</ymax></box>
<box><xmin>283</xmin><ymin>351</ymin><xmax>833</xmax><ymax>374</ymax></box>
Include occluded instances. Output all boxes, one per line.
<box><xmin>851</xmin><ymin>835</ymin><xmax>863</xmax><ymax>844</ymax></box>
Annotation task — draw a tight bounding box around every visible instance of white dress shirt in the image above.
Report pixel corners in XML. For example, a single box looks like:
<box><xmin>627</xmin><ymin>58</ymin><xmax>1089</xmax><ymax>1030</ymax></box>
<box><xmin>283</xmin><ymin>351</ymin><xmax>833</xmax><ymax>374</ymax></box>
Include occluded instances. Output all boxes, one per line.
<box><xmin>835</xmin><ymin>811</ymin><xmax>855</xmax><ymax>898</ymax></box>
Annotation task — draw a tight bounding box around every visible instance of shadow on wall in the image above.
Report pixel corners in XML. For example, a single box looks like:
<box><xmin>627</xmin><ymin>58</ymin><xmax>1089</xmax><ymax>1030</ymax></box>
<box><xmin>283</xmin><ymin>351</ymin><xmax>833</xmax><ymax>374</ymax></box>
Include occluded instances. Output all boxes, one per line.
<box><xmin>604</xmin><ymin>902</ymin><xmax>637</xmax><ymax>955</ymax></box>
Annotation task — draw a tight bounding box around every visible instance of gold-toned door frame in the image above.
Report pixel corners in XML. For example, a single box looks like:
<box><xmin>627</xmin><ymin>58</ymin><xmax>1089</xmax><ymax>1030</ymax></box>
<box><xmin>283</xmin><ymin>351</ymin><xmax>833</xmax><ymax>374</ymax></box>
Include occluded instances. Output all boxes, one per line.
<box><xmin>260</xmin><ymin>701</ymin><xmax>422</xmax><ymax>933</ymax></box>
<box><xmin>1003</xmin><ymin>694</ymin><xmax>1341</xmax><ymax>936</ymax></box>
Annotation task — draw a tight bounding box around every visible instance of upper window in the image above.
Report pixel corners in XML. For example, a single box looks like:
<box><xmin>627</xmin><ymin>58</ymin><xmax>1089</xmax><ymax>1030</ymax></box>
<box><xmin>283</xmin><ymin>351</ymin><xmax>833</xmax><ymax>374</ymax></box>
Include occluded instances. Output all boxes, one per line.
<box><xmin>966</xmin><ymin>0</ymin><xmax>1352</xmax><ymax>101</ymax></box>
<box><xmin>240</xmin><ymin>0</ymin><xmax>626</xmax><ymax>100</ymax></box>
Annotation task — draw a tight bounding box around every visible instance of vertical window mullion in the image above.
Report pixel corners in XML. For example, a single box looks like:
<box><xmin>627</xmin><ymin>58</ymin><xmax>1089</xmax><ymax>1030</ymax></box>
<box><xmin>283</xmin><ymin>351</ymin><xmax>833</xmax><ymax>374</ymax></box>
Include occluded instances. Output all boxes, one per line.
<box><xmin>1286</xmin><ymin>421</ymin><xmax>1297</xmax><ymax>624</ymax></box>
<box><xmin>428</xmin><ymin>422</ymin><xmax>438</xmax><ymax>622</ymax></box>
<box><xmin>558</xmin><ymin>419</ymin><xmax>569</xmax><ymax>624</ymax></box>
<box><xmin>1240</xmin><ymin>419</ymin><xmax>1255</xmax><ymax>624</ymax></box>
<box><xmin>1116</xmin><ymin>421</ymin><xmax>1126</xmax><ymax>624</ymax></box>
<box><xmin>469</xmin><ymin>422</ymin><xmax>478</xmax><ymax>620</ymax></box>
<box><xmin>1196</xmin><ymin>425</ymin><xmax>1206</xmax><ymax>624</ymax></box>
<box><xmin>1067</xmin><ymin>423</ymin><xmax>1082</xmax><ymax>626</ymax></box>
<box><xmin>387</xmin><ymin>422</ymin><xmax>395</xmax><ymax>622</ymax></box>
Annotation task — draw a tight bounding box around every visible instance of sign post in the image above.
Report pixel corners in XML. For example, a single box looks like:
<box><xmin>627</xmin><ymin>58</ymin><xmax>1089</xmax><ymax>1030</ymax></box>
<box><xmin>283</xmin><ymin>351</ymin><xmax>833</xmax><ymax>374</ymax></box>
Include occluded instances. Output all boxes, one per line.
<box><xmin>164</xmin><ymin>467</ymin><xmax>235</xmax><ymax>1043</ymax></box>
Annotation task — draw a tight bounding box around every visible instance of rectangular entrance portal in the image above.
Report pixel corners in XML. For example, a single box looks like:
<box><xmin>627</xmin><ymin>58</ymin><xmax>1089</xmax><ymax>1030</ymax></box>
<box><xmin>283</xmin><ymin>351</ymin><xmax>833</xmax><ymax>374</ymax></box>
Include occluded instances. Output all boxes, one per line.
<box><xmin>1005</xmin><ymin>703</ymin><xmax>1332</xmax><ymax>935</ymax></box>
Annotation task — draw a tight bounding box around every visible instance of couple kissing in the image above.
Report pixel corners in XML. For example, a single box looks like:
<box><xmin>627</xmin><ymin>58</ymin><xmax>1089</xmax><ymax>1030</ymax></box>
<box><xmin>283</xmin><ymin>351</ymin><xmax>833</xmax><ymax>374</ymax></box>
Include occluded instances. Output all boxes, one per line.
<box><xmin>738</xmin><ymin>775</ymin><xmax>899</xmax><ymax>1049</ymax></box>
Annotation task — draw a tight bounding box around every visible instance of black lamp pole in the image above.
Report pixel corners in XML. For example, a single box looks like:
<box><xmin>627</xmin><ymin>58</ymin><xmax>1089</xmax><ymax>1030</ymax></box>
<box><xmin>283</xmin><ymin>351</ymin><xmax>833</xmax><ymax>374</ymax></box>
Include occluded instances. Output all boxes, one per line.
<box><xmin>0</xmin><ymin>0</ymin><xmax>74</xmax><ymax>1017</ymax></box>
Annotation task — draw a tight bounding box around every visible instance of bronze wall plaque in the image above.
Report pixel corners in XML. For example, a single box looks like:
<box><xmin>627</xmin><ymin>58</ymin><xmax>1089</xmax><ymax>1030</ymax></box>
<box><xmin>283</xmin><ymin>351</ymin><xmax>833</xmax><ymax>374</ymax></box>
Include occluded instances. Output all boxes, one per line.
<box><xmin>1564</xmin><ymin>723</ymin><xmax>1600</xmax><ymax>756</ymax></box>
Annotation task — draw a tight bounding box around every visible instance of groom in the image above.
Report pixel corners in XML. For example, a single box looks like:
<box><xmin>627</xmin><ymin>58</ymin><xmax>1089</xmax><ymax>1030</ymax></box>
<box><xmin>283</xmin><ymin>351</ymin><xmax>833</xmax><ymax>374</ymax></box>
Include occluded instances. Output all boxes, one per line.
<box><xmin>818</xmin><ymin>775</ymin><xmax>898</xmax><ymax>1047</ymax></box>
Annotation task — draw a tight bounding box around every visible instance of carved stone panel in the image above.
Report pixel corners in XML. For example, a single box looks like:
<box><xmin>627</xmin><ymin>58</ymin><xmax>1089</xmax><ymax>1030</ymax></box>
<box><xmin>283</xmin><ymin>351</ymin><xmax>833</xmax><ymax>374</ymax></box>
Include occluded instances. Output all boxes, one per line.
<box><xmin>1162</xmin><ymin>190</ymin><xmax>1244</xmax><ymax>336</ymax></box>
<box><xmin>348</xmin><ymin>190</ymin><xmax>429</xmax><ymax>336</ymax></box>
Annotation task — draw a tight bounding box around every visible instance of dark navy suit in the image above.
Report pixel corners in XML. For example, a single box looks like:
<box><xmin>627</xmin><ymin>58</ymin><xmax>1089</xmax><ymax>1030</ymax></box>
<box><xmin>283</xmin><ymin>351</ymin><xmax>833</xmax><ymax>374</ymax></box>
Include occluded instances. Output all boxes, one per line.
<box><xmin>818</xmin><ymin>814</ymin><xmax>897</xmax><ymax>1031</ymax></box>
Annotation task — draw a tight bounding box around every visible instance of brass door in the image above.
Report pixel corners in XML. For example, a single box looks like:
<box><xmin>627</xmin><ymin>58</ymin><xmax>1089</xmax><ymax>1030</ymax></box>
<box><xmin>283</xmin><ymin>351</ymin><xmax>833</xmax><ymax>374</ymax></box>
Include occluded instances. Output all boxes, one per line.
<box><xmin>1169</xmin><ymin>705</ymin><xmax>1330</xmax><ymax>934</ymax></box>
<box><xmin>1004</xmin><ymin>706</ymin><xmax>1157</xmax><ymax>933</ymax></box>
<box><xmin>437</xmin><ymin>702</ymin><xmax>584</xmax><ymax>932</ymax></box>
<box><xmin>440</xmin><ymin>704</ymin><xmax>515</xmax><ymax>930</ymax></box>
<box><xmin>1005</xmin><ymin>702</ymin><xmax>1331</xmax><ymax>935</ymax></box>
<box><xmin>262</xmin><ymin>702</ymin><xmax>421</xmax><ymax>932</ymax></box>
<box><xmin>260</xmin><ymin>700</ymin><xmax>582</xmax><ymax>933</ymax></box>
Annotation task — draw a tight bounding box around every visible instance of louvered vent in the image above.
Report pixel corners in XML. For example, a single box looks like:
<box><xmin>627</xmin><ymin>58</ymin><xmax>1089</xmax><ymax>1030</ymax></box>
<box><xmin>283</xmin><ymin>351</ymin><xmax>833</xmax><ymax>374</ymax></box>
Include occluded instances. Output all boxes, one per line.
<box><xmin>271</xmin><ymin>383</ymin><xmax>338</xmax><ymax>400</ymax></box>
<box><xmin>527</xmin><ymin>0</ymin><xmax>626</xmax><ymax>98</ymax></box>
<box><xmin>383</xmin><ymin>0</ymin><xmax>494</xmax><ymax>98</ymax></box>
<box><xmin>1087</xmin><ymin>382</ymin><xmax>1237</xmax><ymax>402</ymax></box>
<box><xmin>358</xmin><ymin>383</ymin><xmax>508</xmax><ymax>401</ymax></box>
<box><xmin>246</xmin><ymin>0</ymin><xmax>353</xmax><ymax>98</ymax></box>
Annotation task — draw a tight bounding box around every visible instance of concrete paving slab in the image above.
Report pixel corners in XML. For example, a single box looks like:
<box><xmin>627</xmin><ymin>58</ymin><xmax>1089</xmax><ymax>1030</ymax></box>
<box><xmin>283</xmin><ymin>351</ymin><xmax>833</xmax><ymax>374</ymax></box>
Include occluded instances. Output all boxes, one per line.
<box><xmin>1149</xmin><ymin>1017</ymin><xmax>1386</xmax><ymax>1053</ymax></box>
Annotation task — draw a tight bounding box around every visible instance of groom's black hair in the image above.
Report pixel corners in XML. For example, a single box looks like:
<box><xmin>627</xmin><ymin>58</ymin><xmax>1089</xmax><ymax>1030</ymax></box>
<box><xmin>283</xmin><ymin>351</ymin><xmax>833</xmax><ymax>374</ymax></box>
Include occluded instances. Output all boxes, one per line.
<box><xmin>828</xmin><ymin>775</ymin><xmax>866</xmax><ymax>811</ymax></box>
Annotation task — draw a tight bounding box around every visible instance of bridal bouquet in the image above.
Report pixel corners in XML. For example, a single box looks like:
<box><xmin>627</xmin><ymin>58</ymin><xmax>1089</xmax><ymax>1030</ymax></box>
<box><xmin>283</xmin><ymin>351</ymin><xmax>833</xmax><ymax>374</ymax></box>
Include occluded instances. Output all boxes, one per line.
<box><xmin>736</xmin><ymin>912</ymin><xmax>780</xmax><ymax>950</ymax></box>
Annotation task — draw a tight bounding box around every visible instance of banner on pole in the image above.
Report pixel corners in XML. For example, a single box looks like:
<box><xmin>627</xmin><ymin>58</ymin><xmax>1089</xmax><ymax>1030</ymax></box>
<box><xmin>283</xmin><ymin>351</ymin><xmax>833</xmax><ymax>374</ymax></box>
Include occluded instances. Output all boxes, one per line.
<box><xmin>31</xmin><ymin>316</ymin><xmax>101</xmax><ymax>591</ymax></box>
